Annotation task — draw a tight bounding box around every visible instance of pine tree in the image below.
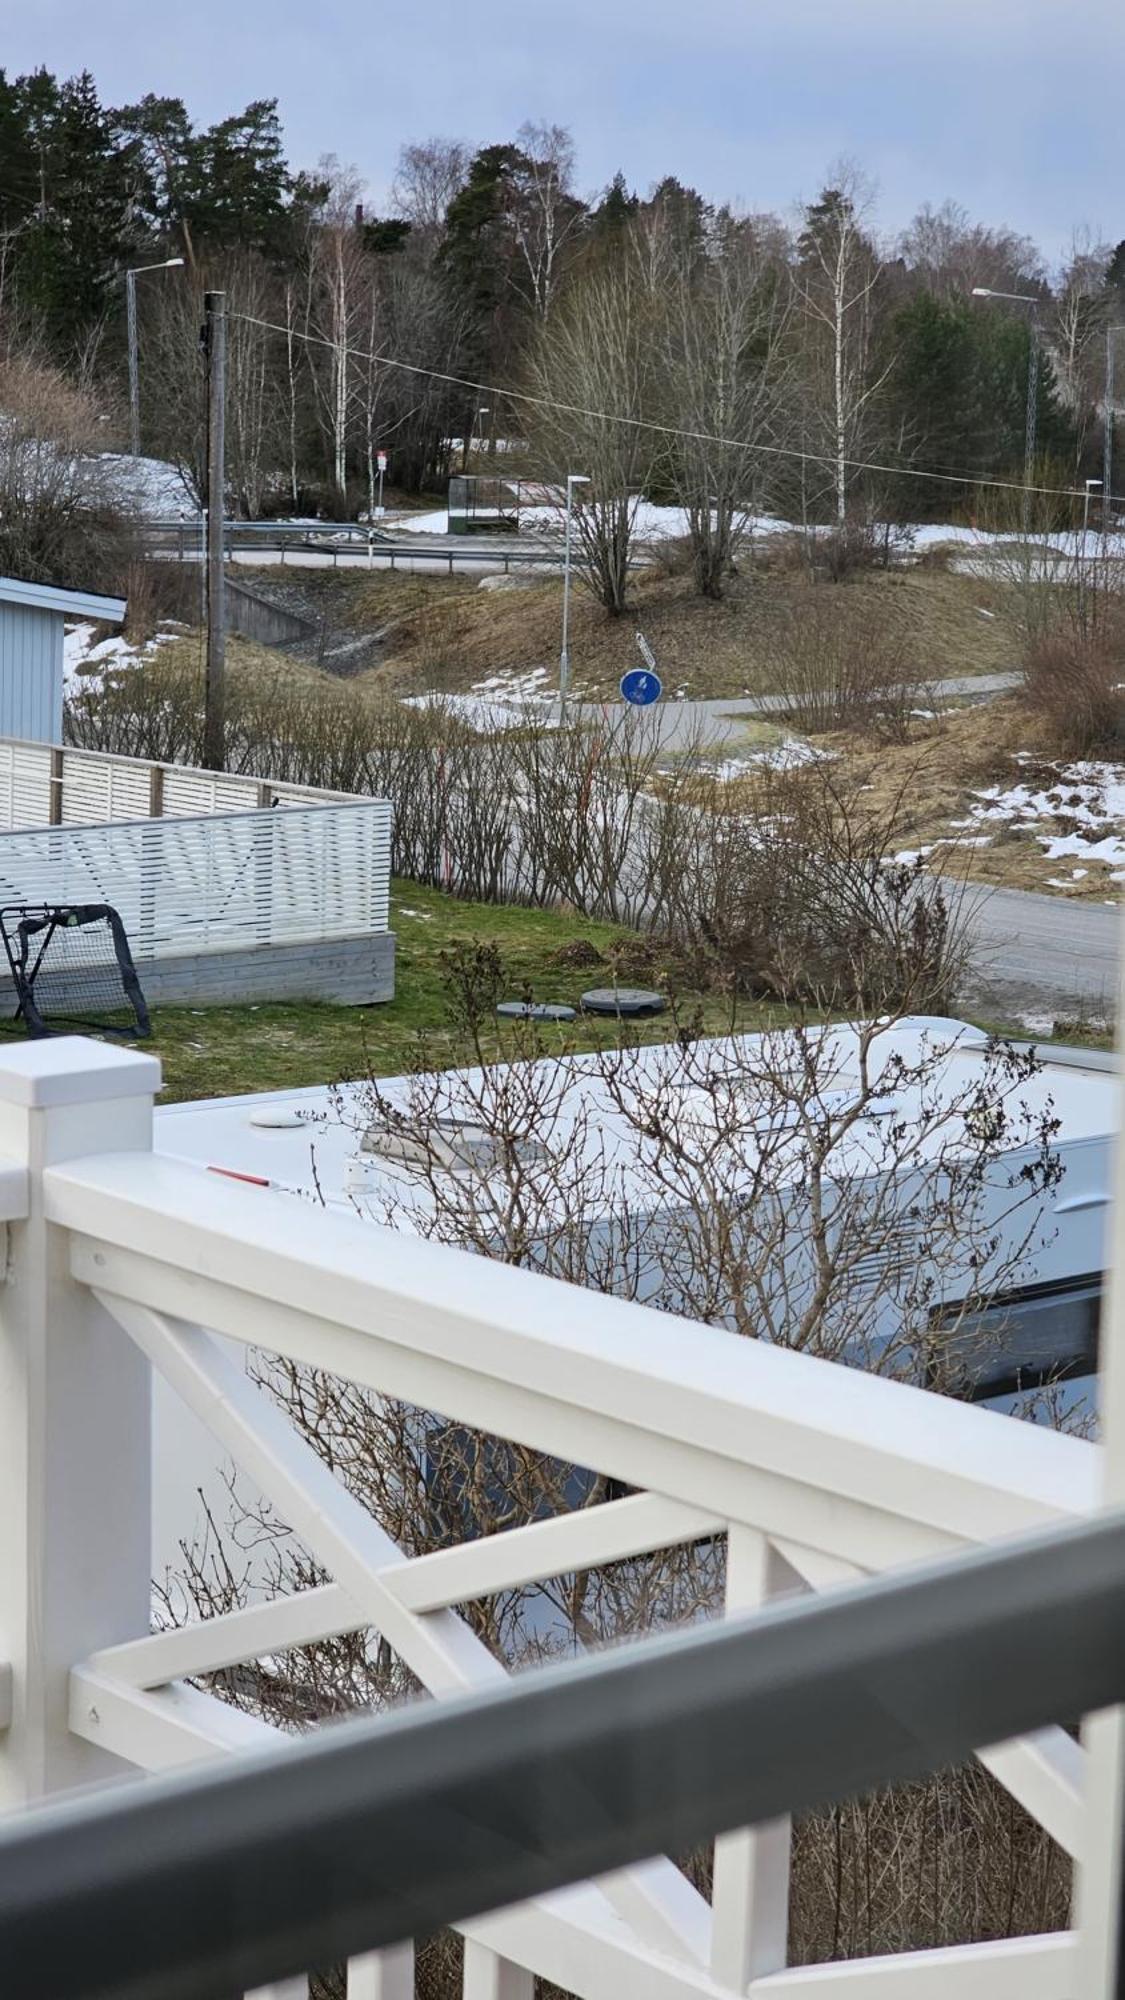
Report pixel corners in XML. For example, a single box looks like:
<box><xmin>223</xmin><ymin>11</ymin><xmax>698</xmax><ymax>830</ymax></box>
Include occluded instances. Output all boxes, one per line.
<box><xmin>14</xmin><ymin>70</ymin><xmax>137</xmax><ymax>351</ymax></box>
<box><xmin>1105</xmin><ymin>239</ymin><xmax>1125</xmax><ymax>299</ymax></box>
<box><xmin>591</xmin><ymin>171</ymin><xmax>637</xmax><ymax>235</ymax></box>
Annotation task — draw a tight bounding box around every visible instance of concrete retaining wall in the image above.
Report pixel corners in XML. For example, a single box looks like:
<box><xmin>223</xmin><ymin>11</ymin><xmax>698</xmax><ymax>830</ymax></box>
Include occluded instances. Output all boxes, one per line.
<box><xmin>13</xmin><ymin>930</ymin><xmax>395</xmax><ymax>1020</ymax></box>
<box><xmin>223</xmin><ymin>579</ymin><xmax>318</xmax><ymax>650</ymax></box>
<box><xmin>140</xmin><ymin>565</ymin><xmax>317</xmax><ymax>652</ymax></box>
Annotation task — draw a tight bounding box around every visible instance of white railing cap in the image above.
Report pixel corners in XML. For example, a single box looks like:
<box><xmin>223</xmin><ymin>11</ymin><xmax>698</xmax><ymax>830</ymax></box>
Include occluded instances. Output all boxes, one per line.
<box><xmin>0</xmin><ymin>1036</ymin><xmax>161</xmax><ymax>1108</ymax></box>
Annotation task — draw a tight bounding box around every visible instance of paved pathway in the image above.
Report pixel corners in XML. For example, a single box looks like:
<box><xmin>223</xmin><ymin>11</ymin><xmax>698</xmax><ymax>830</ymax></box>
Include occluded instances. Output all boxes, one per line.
<box><xmin>570</xmin><ymin>676</ymin><xmax>1020</xmax><ymax>754</ymax></box>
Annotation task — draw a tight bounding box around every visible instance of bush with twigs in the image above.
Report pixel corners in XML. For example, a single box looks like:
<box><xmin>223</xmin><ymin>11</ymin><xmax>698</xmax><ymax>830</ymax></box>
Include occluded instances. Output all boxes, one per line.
<box><xmin>162</xmin><ymin>940</ymin><xmax>1068</xmax><ymax>1992</ymax></box>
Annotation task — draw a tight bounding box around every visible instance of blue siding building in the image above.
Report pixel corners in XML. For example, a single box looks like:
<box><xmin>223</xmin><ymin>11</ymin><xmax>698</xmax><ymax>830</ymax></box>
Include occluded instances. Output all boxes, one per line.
<box><xmin>0</xmin><ymin>576</ymin><xmax>127</xmax><ymax>746</ymax></box>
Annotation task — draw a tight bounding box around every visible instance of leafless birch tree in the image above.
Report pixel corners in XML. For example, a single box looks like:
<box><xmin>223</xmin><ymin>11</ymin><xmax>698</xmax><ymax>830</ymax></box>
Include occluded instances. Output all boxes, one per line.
<box><xmin>795</xmin><ymin>165</ymin><xmax>893</xmax><ymax>530</ymax></box>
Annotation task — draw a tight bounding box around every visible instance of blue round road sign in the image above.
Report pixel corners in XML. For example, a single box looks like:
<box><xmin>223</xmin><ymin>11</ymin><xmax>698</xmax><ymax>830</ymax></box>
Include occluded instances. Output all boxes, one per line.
<box><xmin>620</xmin><ymin>667</ymin><xmax>662</xmax><ymax>706</ymax></box>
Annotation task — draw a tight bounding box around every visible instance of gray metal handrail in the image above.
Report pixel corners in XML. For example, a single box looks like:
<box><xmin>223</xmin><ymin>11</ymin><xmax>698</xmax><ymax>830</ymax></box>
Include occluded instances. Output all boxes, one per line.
<box><xmin>3</xmin><ymin>1510</ymin><xmax>1125</xmax><ymax>2000</ymax></box>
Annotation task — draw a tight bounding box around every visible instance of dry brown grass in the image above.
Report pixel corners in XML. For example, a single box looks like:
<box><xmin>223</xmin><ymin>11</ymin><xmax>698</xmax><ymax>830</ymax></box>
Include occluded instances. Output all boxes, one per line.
<box><xmin>810</xmin><ymin>698</ymin><xmax>1125</xmax><ymax>900</ymax></box>
<box><xmin>239</xmin><ymin>561</ymin><xmax>1022</xmax><ymax>702</ymax></box>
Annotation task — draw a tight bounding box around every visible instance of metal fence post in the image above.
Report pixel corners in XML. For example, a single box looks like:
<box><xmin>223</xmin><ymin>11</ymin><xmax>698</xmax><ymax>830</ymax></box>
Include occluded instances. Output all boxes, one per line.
<box><xmin>0</xmin><ymin>1039</ymin><xmax>161</xmax><ymax>1808</ymax></box>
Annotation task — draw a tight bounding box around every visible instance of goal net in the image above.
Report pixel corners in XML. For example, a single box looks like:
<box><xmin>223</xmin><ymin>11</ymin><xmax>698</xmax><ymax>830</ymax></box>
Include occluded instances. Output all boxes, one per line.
<box><xmin>0</xmin><ymin>904</ymin><xmax>151</xmax><ymax>1040</ymax></box>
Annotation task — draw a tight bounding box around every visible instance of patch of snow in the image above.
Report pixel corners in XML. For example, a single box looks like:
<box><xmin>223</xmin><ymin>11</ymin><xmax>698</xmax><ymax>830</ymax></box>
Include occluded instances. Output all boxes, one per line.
<box><xmin>472</xmin><ymin>667</ymin><xmax>551</xmax><ymax>695</ymax></box>
<box><xmin>954</xmin><ymin>755</ymin><xmax>1125</xmax><ymax>873</ymax></box>
<box><xmin>400</xmin><ymin>666</ymin><xmax>561</xmax><ymax>733</ymax></box>
<box><xmin>1018</xmin><ymin>1013</ymin><xmax>1057</xmax><ymax>1037</ymax></box>
<box><xmin>98</xmin><ymin>453</ymin><xmax>199</xmax><ymax>520</ymax></box>
<box><xmin>64</xmin><ymin>618</ymin><xmax>181</xmax><ymax>695</ymax></box>
<box><xmin>393</xmin><ymin>500</ymin><xmax>796</xmax><ymax>543</ymax></box>
<box><xmin>708</xmin><ymin>738</ymin><xmax>827</xmax><ymax>779</ymax></box>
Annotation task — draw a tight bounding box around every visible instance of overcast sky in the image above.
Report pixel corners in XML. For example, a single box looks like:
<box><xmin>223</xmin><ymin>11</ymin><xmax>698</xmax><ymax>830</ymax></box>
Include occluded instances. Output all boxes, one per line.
<box><xmin>8</xmin><ymin>0</ymin><xmax>1121</xmax><ymax>263</ymax></box>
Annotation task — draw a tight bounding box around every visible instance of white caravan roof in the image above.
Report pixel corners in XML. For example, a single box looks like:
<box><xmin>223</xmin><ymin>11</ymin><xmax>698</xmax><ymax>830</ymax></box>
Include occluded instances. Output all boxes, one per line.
<box><xmin>153</xmin><ymin>1016</ymin><xmax>1118</xmax><ymax>1226</ymax></box>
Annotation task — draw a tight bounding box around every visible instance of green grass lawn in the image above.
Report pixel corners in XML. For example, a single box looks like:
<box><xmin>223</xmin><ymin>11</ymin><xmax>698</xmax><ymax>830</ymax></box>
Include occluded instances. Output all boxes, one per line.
<box><xmin>147</xmin><ymin>881</ymin><xmax>781</xmax><ymax>1104</ymax></box>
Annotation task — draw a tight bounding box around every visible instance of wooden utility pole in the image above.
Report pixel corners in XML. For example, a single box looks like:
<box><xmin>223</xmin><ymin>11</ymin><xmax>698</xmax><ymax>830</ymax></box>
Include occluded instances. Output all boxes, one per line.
<box><xmin>203</xmin><ymin>290</ymin><xmax>226</xmax><ymax>771</ymax></box>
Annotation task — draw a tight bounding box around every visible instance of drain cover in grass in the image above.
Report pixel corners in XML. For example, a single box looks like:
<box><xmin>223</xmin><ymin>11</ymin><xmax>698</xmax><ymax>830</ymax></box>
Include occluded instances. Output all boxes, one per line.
<box><xmin>496</xmin><ymin>1001</ymin><xmax>578</xmax><ymax>1021</ymax></box>
<box><xmin>581</xmin><ymin>987</ymin><xmax>666</xmax><ymax>1018</ymax></box>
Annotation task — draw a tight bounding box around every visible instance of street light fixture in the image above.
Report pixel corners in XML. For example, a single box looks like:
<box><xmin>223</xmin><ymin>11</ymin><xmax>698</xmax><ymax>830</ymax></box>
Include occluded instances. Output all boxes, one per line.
<box><xmin>126</xmin><ymin>257</ymin><xmax>185</xmax><ymax>457</ymax></box>
<box><xmin>971</xmin><ymin>287</ymin><xmax>1040</xmax><ymax>541</ymax></box>
<box><xmin>559</xmin><ymin>473</ymin><xmax>590</xmax><ymax>726</ymax></box>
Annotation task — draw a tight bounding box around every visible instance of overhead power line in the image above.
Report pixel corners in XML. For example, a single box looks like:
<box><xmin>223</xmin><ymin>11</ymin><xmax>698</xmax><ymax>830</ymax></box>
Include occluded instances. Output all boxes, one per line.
<box><xmin>229</xmin><ymin>309</ymin><xmax>1096</xmax><ymax>504</ymax></box>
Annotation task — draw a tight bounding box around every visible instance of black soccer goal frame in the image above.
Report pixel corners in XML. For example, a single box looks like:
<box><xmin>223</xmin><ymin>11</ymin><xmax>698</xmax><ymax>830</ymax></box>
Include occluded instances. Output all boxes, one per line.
<box><xmin>0</xmin><ymin>903</ymin><xmax>151</xmax><ymax>1041</ymax></box>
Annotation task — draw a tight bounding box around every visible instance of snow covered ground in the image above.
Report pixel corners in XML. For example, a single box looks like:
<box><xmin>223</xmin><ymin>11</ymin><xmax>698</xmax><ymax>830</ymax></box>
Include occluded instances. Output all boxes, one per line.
<box><xmin>401</xmin><ymin>666</ymin><xmax>559</xmax><ymax>731</ymax></box>
<box><xmin>394</xmin><ymin>502</ymin><xmax>794</xmax><ymax>541</ymax></box>
<box><xmin>97</xmin><ymin>453</ymin><xmax>198</xmax><ymax>520</ymax></box>
<box><xmin>953</xmin><ymin>756</ymin><xmax>1125</xmax><ymax>884</ymax></box>
<box><xmin>64</xmin><ymin>619</ymin><xmax>185</xmax><ymax>695</ymax></box>
<box><xmin>95</xmin><ymin>451</ymin><xmax>1125</xmax><ymax>556</ymax></box>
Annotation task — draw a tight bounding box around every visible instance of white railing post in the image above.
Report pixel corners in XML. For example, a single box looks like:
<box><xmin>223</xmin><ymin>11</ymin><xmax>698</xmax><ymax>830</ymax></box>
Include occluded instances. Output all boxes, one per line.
<box><xmin>462</xmin><ymin>1941</ymin><xmax>533</xmax><ymax>2000</ymax></box>
<box><xmin>710</xmin><ymin>1526</ymin><xmax>791</xmax><ymax>1989</ymax></box>
<box><xmin>0</xmin><ymin>1036</ymin><xmax>161</xmax><ymax>1808</ymax></box>
<box><xmin>347</xmin><ymin>1946</ymin><xmax>414</xmax><ymax>1998</ymax></box>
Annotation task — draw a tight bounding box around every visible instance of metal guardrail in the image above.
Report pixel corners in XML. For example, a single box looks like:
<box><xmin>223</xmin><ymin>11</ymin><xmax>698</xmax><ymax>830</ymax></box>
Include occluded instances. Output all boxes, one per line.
<box><xmin>144</xmin><ymin>518</ymin><xmax>569</xmax><ymax>573</ymax></box>
<box><xmin>2</xmin><ymin>1510</ymin><xmax>1124</xmax><ymax>2000</ymax></box>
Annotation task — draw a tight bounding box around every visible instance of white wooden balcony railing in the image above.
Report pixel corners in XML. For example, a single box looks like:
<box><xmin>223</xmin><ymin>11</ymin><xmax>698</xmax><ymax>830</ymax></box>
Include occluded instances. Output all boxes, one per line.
<box><xmin>0</xmin><ymin>1037</ymin><xmax>1121</xmax><ymax>2000</ymax></box>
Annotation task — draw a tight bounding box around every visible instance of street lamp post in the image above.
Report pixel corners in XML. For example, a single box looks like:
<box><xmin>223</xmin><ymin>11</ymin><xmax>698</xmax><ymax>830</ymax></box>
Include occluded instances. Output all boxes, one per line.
<box><xmin>1080</xmin><ymin>477</ymin><xmax>1103</xmax><ymax>626</ymax></box>
<box><xmin>559</xmin><ymin>473</ymin><xmax>590</xmax><ymax>725</ymax></box>
<box><xmin>971</xmin><ymin>287</ymin><xmax>1041</xmax><ymax>541</ymax></box>
<box><xmin>1105</xmin><ymin>325</ymin><xmax>1125</xmax><ymax>537</ymax></box>
<box><xmin>465</xmin><ymin>405</ymin><xmax>489</xmax><ymax>468</ymax></box>
<box><xmin>125</xmin><ymin>257</ymin><xmax>185</xmax><ymax>457</ymax></box>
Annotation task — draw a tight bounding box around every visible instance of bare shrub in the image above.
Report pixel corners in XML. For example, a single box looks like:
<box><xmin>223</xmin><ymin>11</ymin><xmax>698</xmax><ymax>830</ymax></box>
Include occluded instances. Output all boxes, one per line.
<box><xmin>0</xmin><ymin>345</ymin><xmax>138</xmax><ymax>590</ymax></box>
<box><xmin>1022</xmin><ymin>616</ymin><xmax>1125</xmax><ymax>756</ymax></box>
<box><xmin>646</xmin><ymin>532</ymin><xmax>694</xmax><ymax>580</ymax></box>
<box><xmin>671</xmin><ymin>761</ymin><xmax>967</xmax><ymax>1012</ymax></box>
<box><xmin>67</xmin><ymin>662</ymin><xmax>971</xmax><ymax>1015</ymax></box>
<box><xmin>789</xmin><ymin>1769</ymin><xmax>1070</xmax><ymax>1960</ymax></box>
<box><xmin>755</xmin><ymin>589</ymin><xmax>931</xmax><ymax>739</ymax></box>
<box><xmin>161</xmin><ymin>944</ymin><xmax>1066</xmax><ymax>1984</ymax></box>
<box><xmin>65</xmin><ymin>650</ymin><xmax>207</xmax><ymax>764</ymax></box>
<box><xmin>816</xmin><ymin>516</ymin><xmax>917</xmax><ymax>580</ymax></box>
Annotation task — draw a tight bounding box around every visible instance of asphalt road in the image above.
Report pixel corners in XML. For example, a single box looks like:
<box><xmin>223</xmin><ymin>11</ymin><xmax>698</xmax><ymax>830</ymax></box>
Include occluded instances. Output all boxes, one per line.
<box><xmin>954</xmin><ymin>880</ymin><xmax>1119</xmax><ymax>1023</ymax></box>
<box><xmin>571</xmin><ymin>676</ymin><xmax>1020</xmax><ymax>753</ymax></box>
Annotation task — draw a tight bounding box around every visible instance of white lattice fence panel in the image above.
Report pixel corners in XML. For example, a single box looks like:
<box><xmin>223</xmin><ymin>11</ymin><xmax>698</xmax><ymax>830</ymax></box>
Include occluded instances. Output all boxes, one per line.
<box><xmin>0</xmin><ymin>802</ymin><xmax>390</xmax><ymax>959</ymax></box>
<box><xmin>61</xmin><ymin>752</ymin><xmax>152</xmax><ymax>825</ymax></box>
<box><xmin>0</xmin><ymin>734</ymin><xmax>369</xmax><ymax>831</ymax></box>
<box><xmin>161</xmin><ymin>768</ymin><xmax>268</xmax><ymax>817</ymax></box>
<box><xmin>0</xmin><ymin>740</ymin><xmax>53</xmax><ymax>830</ymax></box>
